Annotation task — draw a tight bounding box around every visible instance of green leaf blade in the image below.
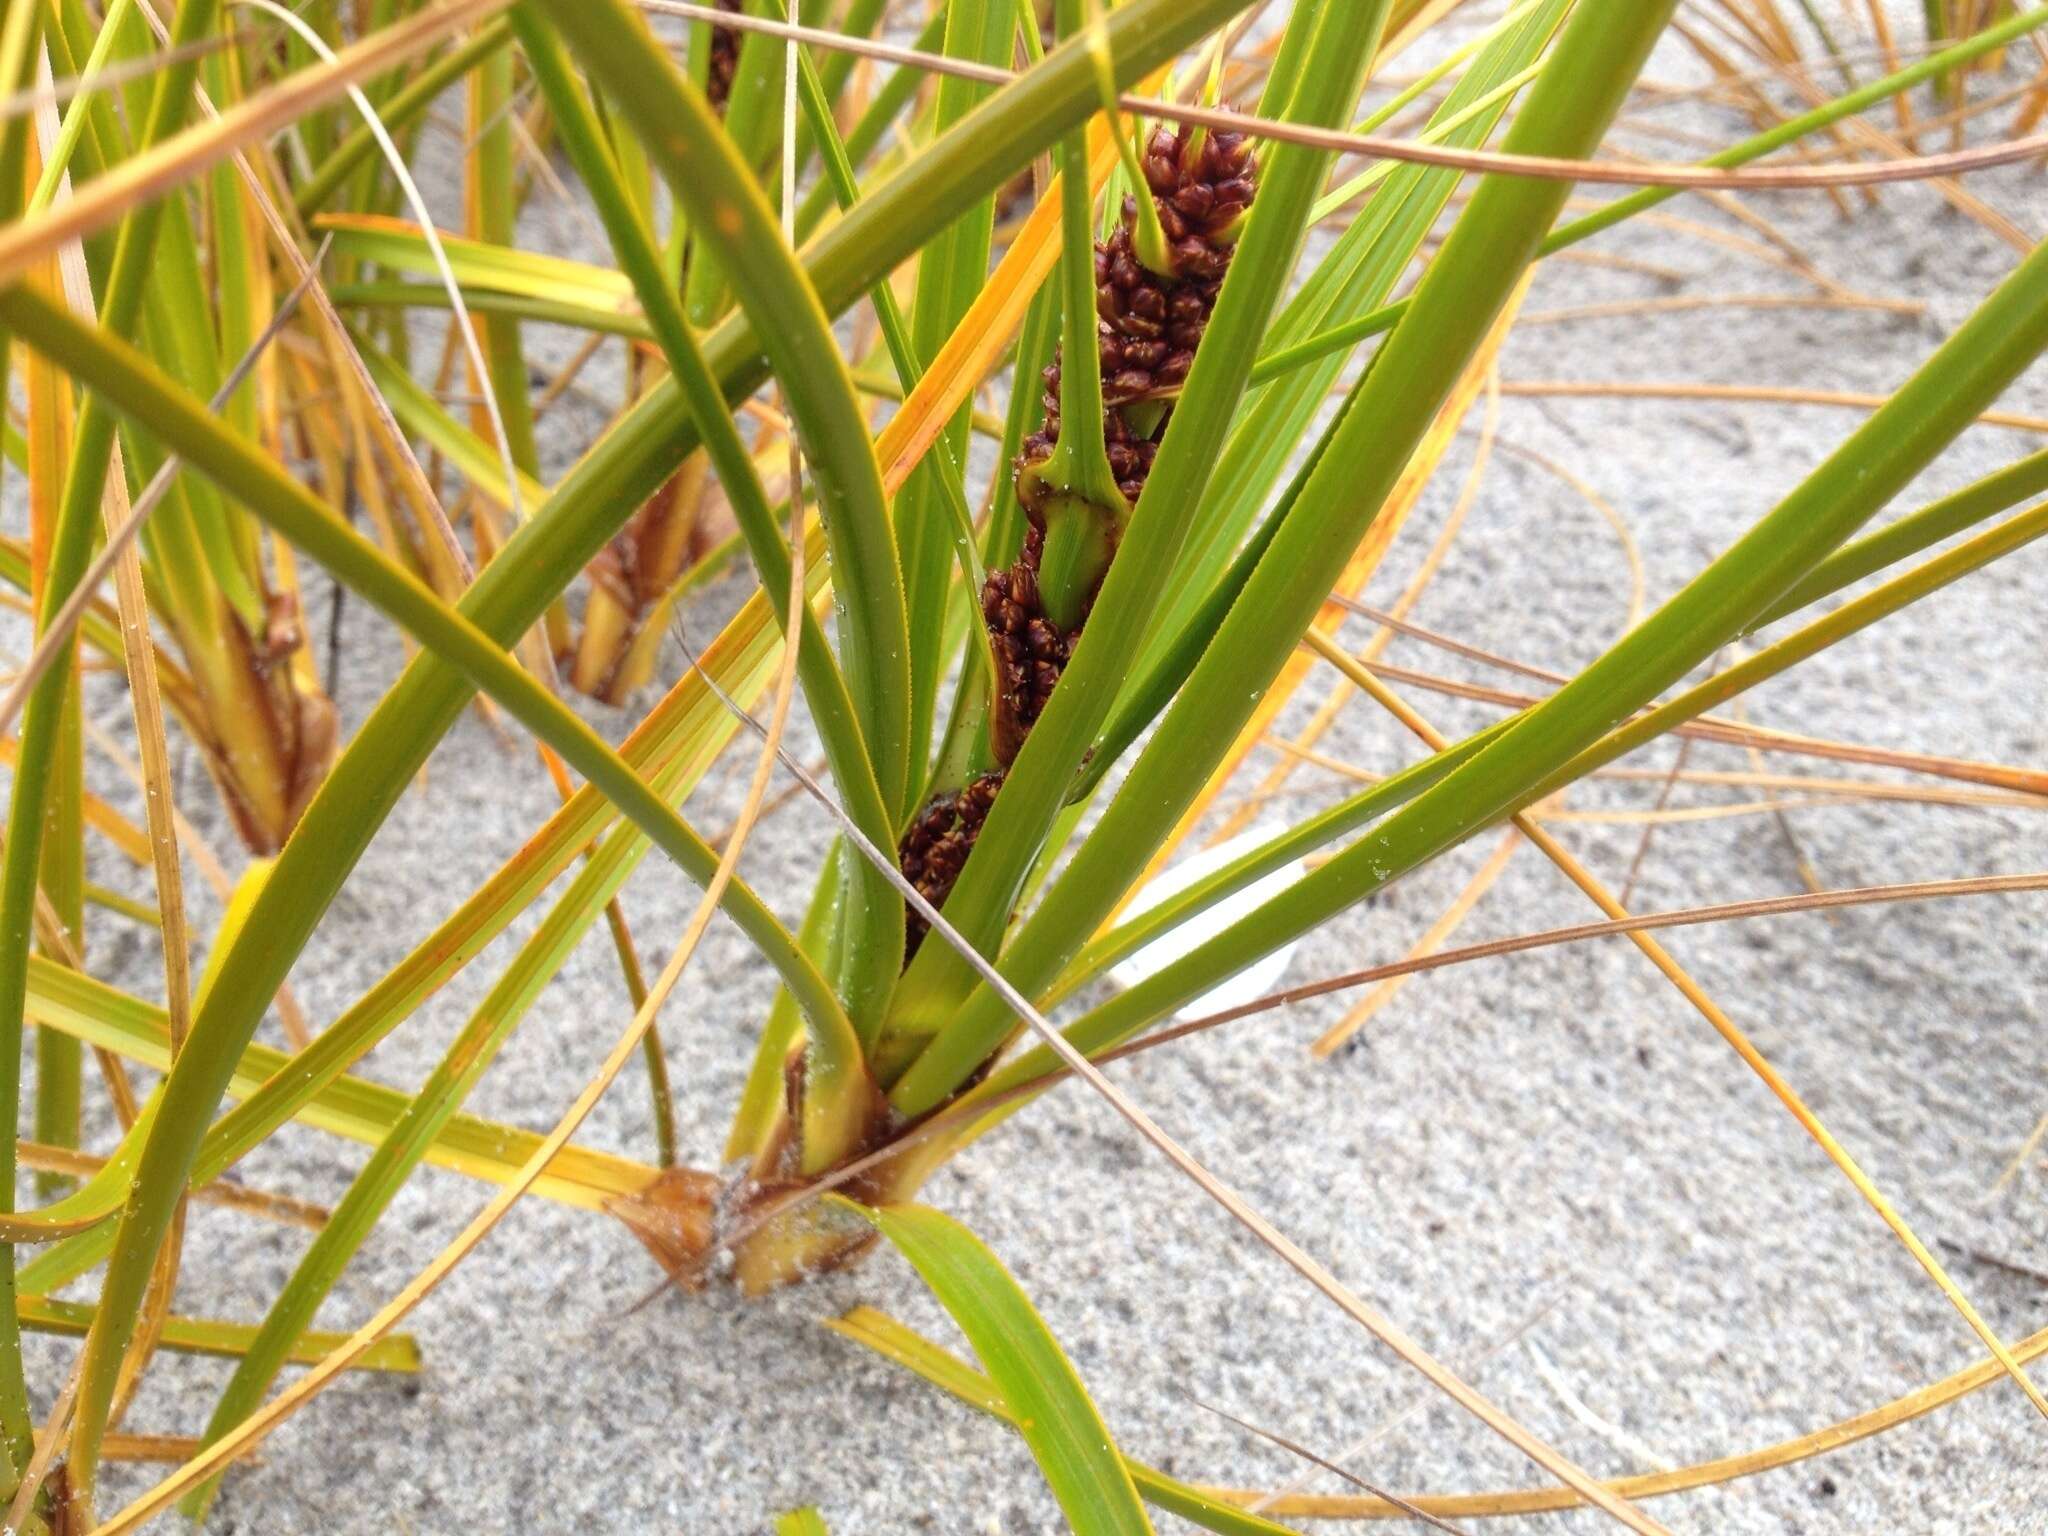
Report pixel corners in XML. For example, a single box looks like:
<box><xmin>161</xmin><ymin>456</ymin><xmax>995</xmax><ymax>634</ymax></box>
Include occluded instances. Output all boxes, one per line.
<box><xmin>858</xmin><ymin>1202</ymin><xmax>1154</xmax><ymax>1536</ymax></box>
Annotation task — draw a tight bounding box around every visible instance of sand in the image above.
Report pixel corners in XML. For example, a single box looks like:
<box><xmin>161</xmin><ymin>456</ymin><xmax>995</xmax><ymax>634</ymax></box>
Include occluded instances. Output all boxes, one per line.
<box><xmin>11</xmin><ymin>11</ymin><xmax>2048</xmax><ymax>1534</ymax></box>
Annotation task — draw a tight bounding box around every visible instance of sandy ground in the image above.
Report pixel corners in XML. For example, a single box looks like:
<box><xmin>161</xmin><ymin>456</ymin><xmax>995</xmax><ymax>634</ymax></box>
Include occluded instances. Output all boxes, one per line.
<box><xmin>11</xmin><ymin>13</ymin><xmax>2048</xmax><ymax>1535</ymax></box>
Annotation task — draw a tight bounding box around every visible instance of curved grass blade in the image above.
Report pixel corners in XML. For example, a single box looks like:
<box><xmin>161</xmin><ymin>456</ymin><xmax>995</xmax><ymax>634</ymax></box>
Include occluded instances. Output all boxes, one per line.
<box><xmin>850</xmin><ymin>1203</ymin><xmax>1154</xmax><ymax>1536</ymax></box>
<box><xmin>514</xmin><ymin>12</ymin><xmax>901</xmax><ymax>1050</ymax></box>
<box><xmin>18</xmin><ymin>1297</ymin><xmax>417</xmax><ymax>1374</ymax></box>
<box><xmin>24</xmin><ymin>953</ymin><xmax>657</xmax><ymax>1210</ymax></box>
<box><xmin>538</xmin><ymin>0</ymin><xmax>914</xmax><ymax>828</ymax></box>
<box><xmin>828</xmin><ymin>1305</ymin><xmax>1307</xmax><ymax>1536</ymax></box>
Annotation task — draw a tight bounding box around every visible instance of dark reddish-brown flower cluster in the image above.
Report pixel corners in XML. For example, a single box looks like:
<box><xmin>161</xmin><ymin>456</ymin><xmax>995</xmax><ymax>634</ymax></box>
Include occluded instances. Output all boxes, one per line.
<box><xmin>897</xmin><ymin>770</ymin><xmax>1005</xmax><ymax>958</ymax></box>
<box><xmin>895</xmin><ymin>123</ymin><xmax>1256</xmax><ymax>957</ymax></box>
<box><xmin>993</xmin><ymin>123</ymin><xmax>1257</xmax><ymax>751</ymax></box>
<box><xmin>982</xmin><ymin>524</ymin><xmax>1072</xmax><ymax>765</ymax></box>
<box><xmin>1020</xmin><ymin>125</ymin><xmax>1257</xmax><ymax>491</ymax></box>
<box><xmin>705</xmin><ymin>0</ymin><xmax>742</xmax><ymax>112</ymax></box>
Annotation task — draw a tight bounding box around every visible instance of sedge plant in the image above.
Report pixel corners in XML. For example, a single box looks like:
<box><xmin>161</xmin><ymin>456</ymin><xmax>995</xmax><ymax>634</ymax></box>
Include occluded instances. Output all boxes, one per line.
<box><xmin>0</xmin><ymin>1</ymin><xmax>2044</xmax><ymax>1530</ymax></box>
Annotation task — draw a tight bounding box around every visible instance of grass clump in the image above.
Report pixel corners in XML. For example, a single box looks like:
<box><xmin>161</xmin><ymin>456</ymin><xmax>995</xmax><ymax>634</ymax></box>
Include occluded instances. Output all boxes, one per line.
<box><xmin>0</xmin><ymin>1</ymin><xmax>2044</xmax><ymax>1529</ymax></box>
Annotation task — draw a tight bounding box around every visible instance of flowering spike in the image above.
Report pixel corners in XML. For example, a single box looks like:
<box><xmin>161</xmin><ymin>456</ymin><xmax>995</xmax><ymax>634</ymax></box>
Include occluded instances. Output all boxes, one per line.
<box><xmin>896</xmin><ymin>115</ymin><xmax>1258</xmax><ymax>954</ymax></box>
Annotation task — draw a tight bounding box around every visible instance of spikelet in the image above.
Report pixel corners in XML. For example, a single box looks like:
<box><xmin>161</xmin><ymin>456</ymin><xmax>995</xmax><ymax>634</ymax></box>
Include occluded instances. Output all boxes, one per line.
<box><xmin>897</xmin><ymin>771</ymin><xmax>1006</xmax><ymax>958</ymax></box>
<box><xmin>981</xmin><ymin>526</ymin><xmax>1074</xmax><ymax>765</ymax></box>
<box><xmin>705</xmin><ymin>0</ymin><xmax>743</xmax><ymax>112</ymax></box>
<box><xmin>993</xmin><ymin>122</ymin><xmax>1259</xmax><ymax>754</ymax></box>
<box><xmin>894</xmin><ymin>122</ymin><xmax>1258</xmax><ymax>949</ymax></box>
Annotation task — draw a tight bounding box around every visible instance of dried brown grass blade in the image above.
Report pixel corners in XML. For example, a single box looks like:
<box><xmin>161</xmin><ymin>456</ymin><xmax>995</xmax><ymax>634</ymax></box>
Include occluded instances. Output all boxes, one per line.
<box><xmin>0</xmin><ymin>0</ymin><xmax>508</xmax><ymax>290</ymax></box>
<box><xmin>1310</xmin><ymin>823</ymin><xmax>1521</xmax><ymax>1057</ymax></box>
<box><xmin>1198</xmin><ymin>1320</ymin><xmax>2048</xmax><ymax>1519</ymax></box>
<box><xmin>1500</xmin><ymin>378</ymin><xmax>2048</xmax><ymax>434</ymax></box>
<box><xmin>1330</xmin><ymin>656</ymin><xmax>2048</xmax><ymax>1420</ymax></box>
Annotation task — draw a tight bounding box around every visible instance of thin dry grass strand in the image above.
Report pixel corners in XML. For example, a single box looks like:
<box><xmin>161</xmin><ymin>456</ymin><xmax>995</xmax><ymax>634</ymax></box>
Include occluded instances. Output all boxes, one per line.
<box><xmin>1204</xmin><ymin>1321</ymin><xmax>2048</xmax><ymax>1519</ymax></box>
<box><xmin>639</xmin><ymin>0</ymin><xmax>2048</xmax><ymax>189</ymax></box>
<box><xmin>1358</xmin><ymin>658</ymin><xmax>2048</xmax><ymax>797</ymax></box>
<box><xmin>665</xmin><ymin>652</ymin><xmax>1674</xmax><ymax>1534</ymax></box>
<box><xmin>1537</xmin><ymin>796</ymin><xmax>1873</xmax><ymax>826</ymax></box>
<box><xmin>1325</xmin><ymin>594</ymin><xmax>1567</xmax><ymax>688</ymax></box>
<box><xmin>234</xmin><ymin>0</ymin><xmax>524</xmax><ymax>526</ymax></box>
<box><xmin>1162</xmin><ymin>871</ymin><xmax>2048</xmax><ymax>1045</ymax></box>
<box><xmin>1589</xmin><ymin>766</ymin><xmax>2041</xmax><ymax>810</ymax></box>
<box><xmin>0</xmin><ymin>31</ymin><xmax>244</xmax><ymax>123</ymax></box>
<box><xmin>1248</xmin><ymin>1286</ymin><xmax>1568</xmax><ymax>1514</ymax></box>
<box><xmin>0</xmin><ymin>0</ymin><xmax>507</xmax><ymax>290</ymax></box>
<box><xmin>1617</xmin><ymin>731</ymin><xmax>1695</xmax><ymax>906</ymax></box>
<box><xmin>1296</xmin><ymin>609</ymin><xmax>2048</xmax><ymax>801</ymax></box>
<box><xmin>1501</xmin><ymin>379</ymin><xmax>2048</xmax><ymax>434</ymax></box>
<box><xmin>1185</xmin><ymin>1391</ymin><xmax>1475</xmax><ymax>1536</ymax></box>
<box><xmin>1332</xmin><ymin>658</ymin><xmax>2048</xmax><ymax>1421</ymax></box>
<box><xmin>1989</xmin><ymin>1112</ymin><xmax>2048</xmax><ymax>1200</ymax></box>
